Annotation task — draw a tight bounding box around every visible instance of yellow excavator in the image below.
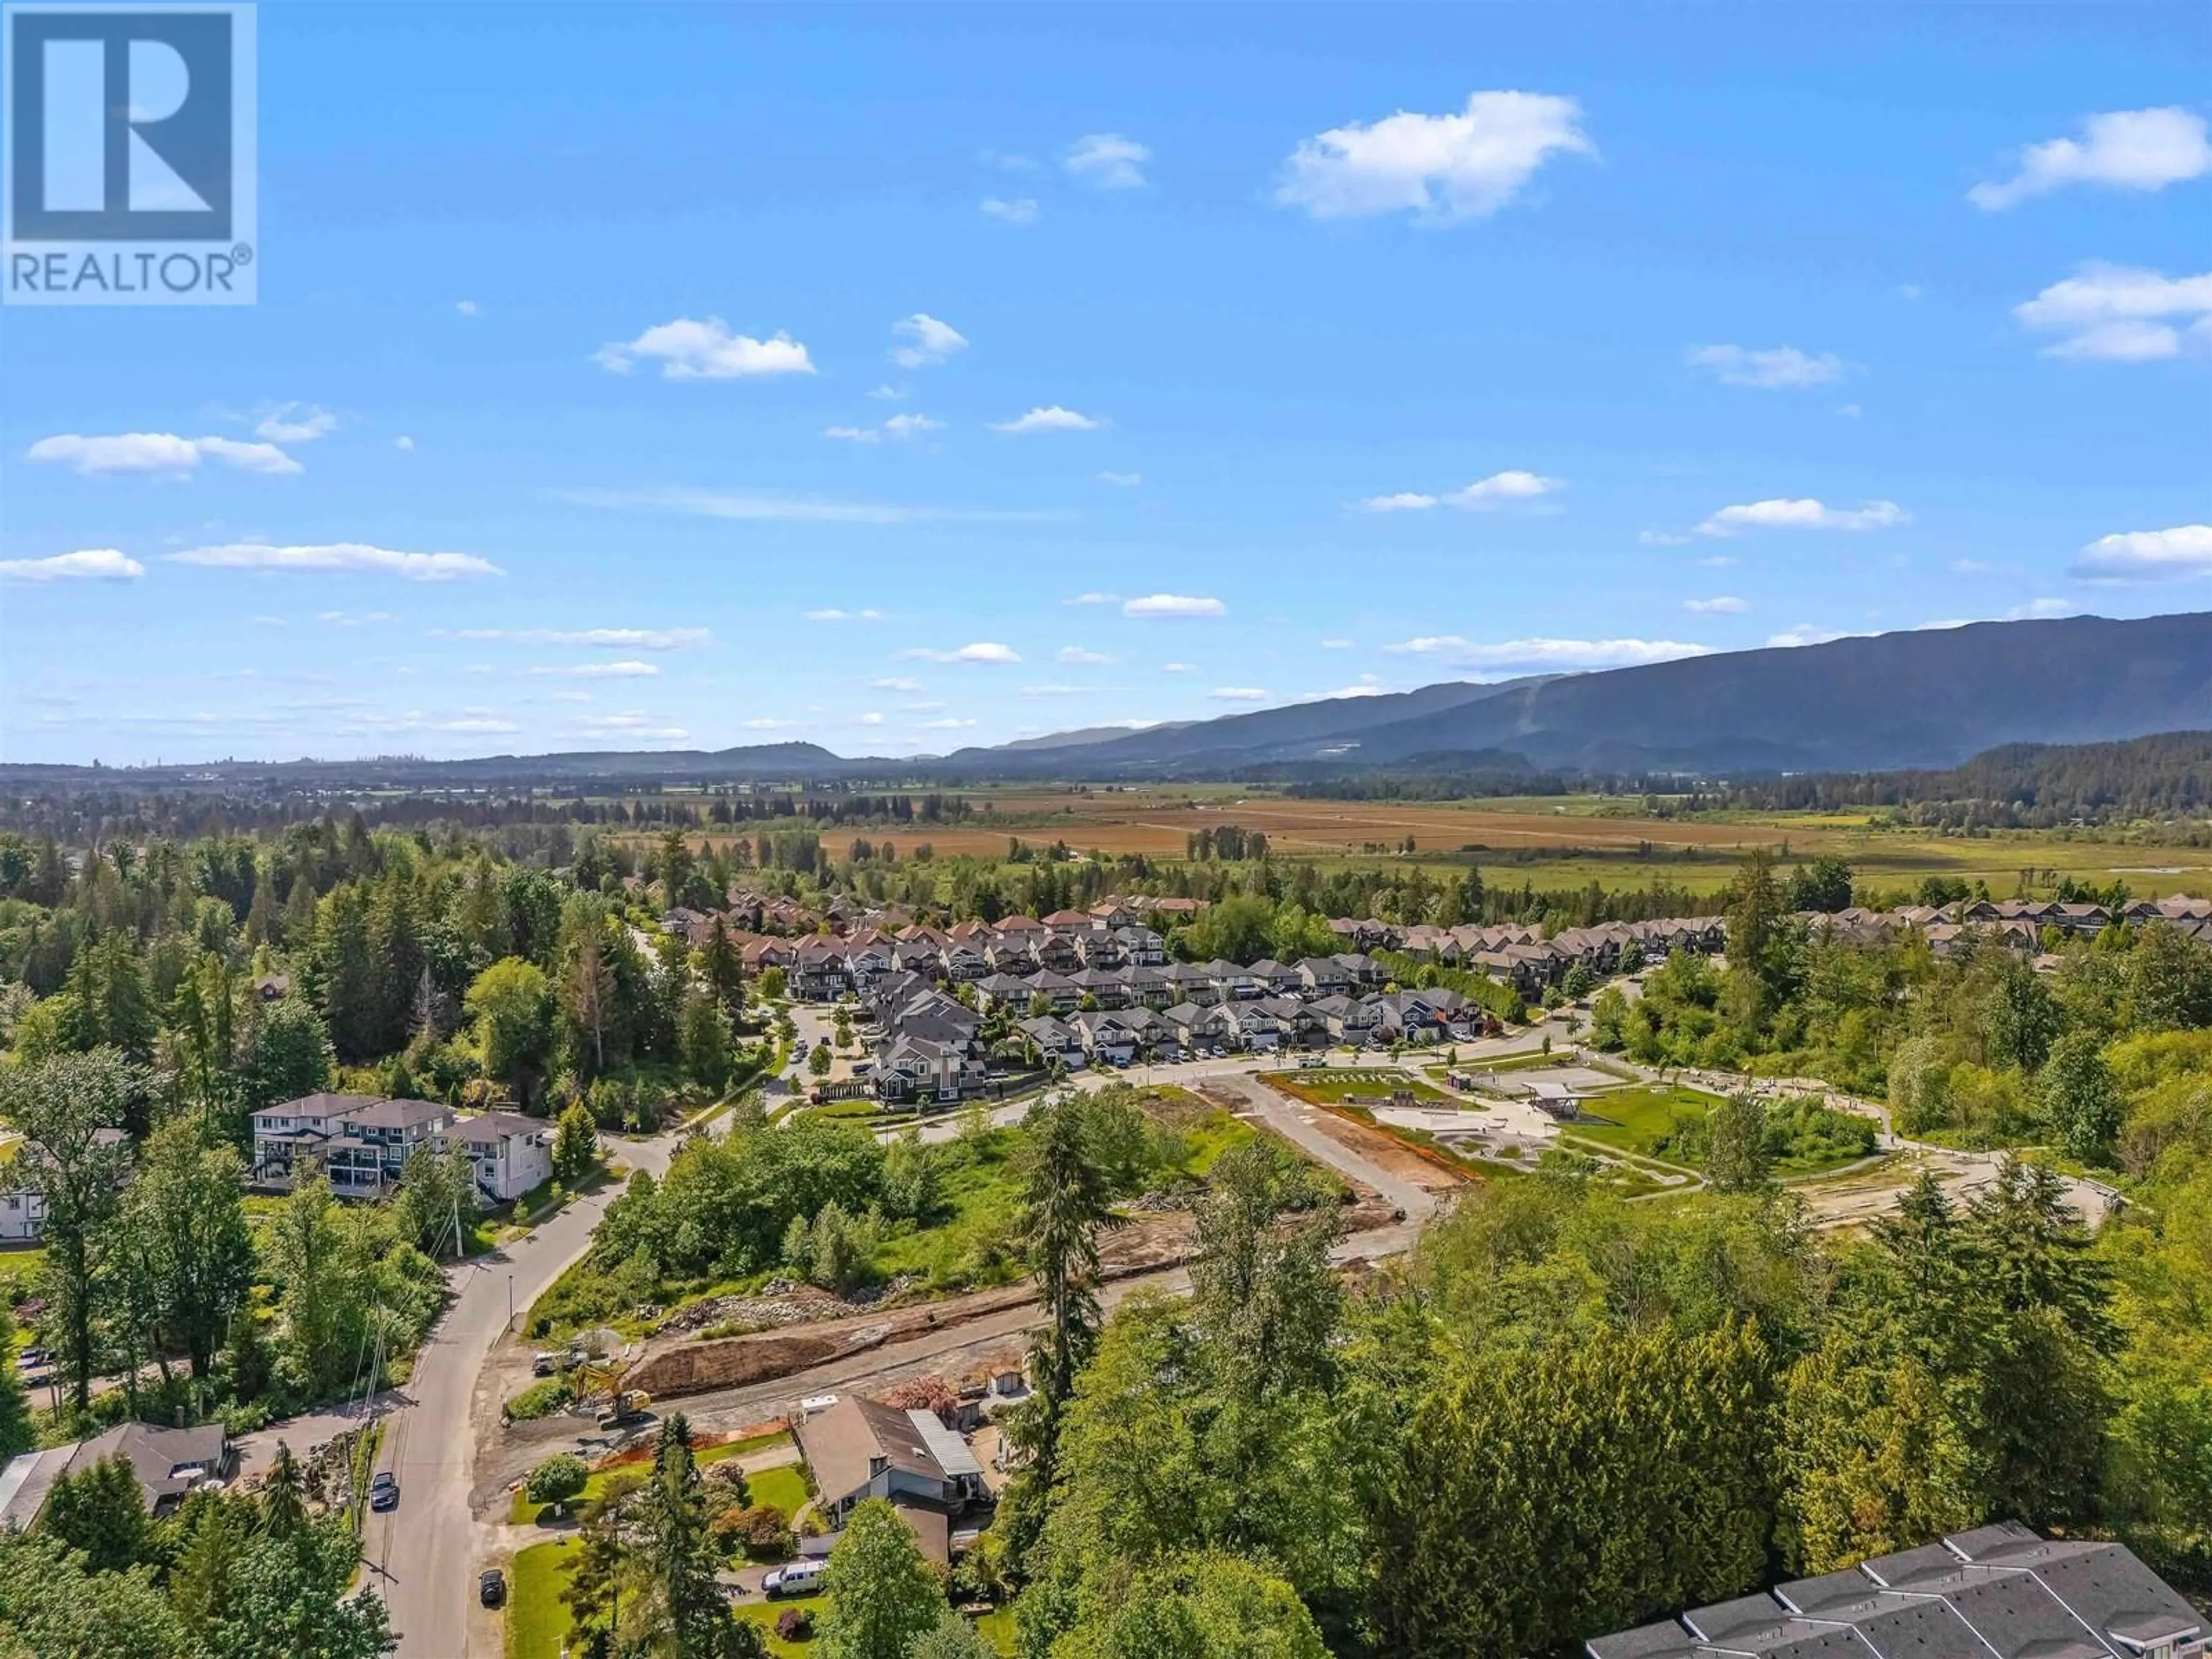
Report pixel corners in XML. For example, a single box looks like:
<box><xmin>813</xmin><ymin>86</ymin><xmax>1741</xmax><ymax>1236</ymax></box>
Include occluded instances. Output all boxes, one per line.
<box><xmin>573</xmin><ymin>1356</ymin><xmax>650</xmax><ymax>1429</ymax></box>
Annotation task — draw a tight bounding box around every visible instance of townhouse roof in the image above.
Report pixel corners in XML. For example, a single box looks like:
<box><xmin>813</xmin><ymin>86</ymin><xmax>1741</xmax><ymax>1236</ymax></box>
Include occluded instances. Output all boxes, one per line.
<box><xmin>1592</xmin><ymin>1527</ymin><xmax>2199</xmax><ymax>1659</ymax></box>
<box><xmin>446</xmin><ymin>1111</ymin><xmax>546</xmax><ymax>1146</ymax></box>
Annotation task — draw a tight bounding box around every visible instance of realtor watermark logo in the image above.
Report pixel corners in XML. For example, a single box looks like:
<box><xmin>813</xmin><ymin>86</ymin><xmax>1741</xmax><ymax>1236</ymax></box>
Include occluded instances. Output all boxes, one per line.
<box><xmin>3</xmin><ymin>3</ymin><xmax>256</xmax><ymax>304</ymax></box>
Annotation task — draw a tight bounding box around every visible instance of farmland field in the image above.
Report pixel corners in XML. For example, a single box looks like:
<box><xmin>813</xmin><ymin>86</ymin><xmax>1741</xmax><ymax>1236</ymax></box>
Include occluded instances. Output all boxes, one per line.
<box><xmin>631</xmin><ymin>785</ymin><xmax>2212</xmax><ymax>900</ymax></box>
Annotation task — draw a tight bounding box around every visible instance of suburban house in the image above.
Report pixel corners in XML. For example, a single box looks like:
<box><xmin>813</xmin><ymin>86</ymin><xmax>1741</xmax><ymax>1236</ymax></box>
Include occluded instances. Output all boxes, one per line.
<box><xmin>1586</xmin><ymin>1522</ymin><xmax>2205</xmax><ymax>1659</ymax></box>
<box><xmin>250</xmin><ymin>1092</ymin><xmax>454</xmax><ymax>1196</ymax></box>
<box><xmin>0</xmin><ymin>1421</ymin><xmax>232</xmax><ymax>1531</ymax></box>
<box><xmin>439</xmin><ymin>1111</ymin><xmax>554</xmax><ymax>1204</ymax></box>
<box><xmin>1017</xmin><ymin>1016</ymin><xmax>1085</xmax><ymax>1069</ymax></box>
<box><xmin>794</xmin><ymin>1395</ymin><xmax>987</xmax><ymax>1563</ymax></box>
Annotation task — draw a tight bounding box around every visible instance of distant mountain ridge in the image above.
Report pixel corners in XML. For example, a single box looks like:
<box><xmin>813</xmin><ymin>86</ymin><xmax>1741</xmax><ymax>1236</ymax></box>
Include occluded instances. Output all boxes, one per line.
<box><xmin>6</xmin><ymin>612</ymin><xmax>2207</xmax><ymax>786</ymax></box>
<box><xmin>965</xmin><ymin>612</ymin><xmax>2212</xmax><ymax>778</ymax></box>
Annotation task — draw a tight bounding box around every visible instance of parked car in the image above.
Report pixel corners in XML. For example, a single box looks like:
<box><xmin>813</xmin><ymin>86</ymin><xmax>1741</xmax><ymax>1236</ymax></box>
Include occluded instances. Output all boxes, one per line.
<box><xmin>478</xmin><ymin>1569</ymin><xmax>506</xmax><ymax>1607</ymax></box>
<box><xmin>763</xmin><ymin>1560</ymin><xmax>827</xmax><ymax>1599</ymax></box>
<box><xmin>1298</xmin><ymin>1055</ymin><xmax>1327</xmax><ymax>1069</ymax></box>
<box><xmin>16</xmin><ymin>1347</ymin><xmax>47</xmax><ymax>1369</ymax></box>
<box><xmin>369</xmin><ymin>1471</ymin><xmax>399</xmax><ymax>1512</ymax></box>
<box><xmin>531</xmin><ymin>1351</ymin><xmax>557</xmax><ymax>1377</ymax></box>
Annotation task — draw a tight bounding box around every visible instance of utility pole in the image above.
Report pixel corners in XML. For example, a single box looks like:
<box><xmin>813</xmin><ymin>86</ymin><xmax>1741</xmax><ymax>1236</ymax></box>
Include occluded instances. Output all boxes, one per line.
<box><xmin>507</xmin><ymin>1274</ymin><xmax>514</xmax><ymax>1331</ymax></box>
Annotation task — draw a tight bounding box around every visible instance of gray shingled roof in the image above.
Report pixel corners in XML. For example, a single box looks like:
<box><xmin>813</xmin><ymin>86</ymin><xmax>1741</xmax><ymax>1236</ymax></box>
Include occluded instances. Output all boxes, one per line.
<box><xmin>1586</xmin><ymin>1527</ymin><xmax>2200</xmax><ymax>1659</ymax></box>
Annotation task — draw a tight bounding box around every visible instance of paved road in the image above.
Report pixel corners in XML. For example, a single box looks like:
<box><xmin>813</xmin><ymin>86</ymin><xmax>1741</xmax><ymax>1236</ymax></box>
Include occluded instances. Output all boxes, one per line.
<box><xmin>362</xmin><ymin>1128</ymin><xmax>682</xmax><ymax>1659</ymax></box>
<box><xmin>361</xmin><ymin>1032</ymin><xmax>1492</xmax><ymax>1654</ymax></box>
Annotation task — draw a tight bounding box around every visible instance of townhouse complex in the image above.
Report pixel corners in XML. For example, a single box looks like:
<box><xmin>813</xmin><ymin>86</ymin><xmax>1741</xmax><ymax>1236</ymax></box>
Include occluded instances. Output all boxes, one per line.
<box><xmin>672</xmin><ymin>890</ymin><xmax>2212</xmax><ymax>1107</ymax></box>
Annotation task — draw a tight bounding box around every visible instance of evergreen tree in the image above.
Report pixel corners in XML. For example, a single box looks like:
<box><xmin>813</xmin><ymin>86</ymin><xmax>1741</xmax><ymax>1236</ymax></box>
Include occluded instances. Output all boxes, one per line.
<box><xmin>2039</xmin><ymin>1032</ymin><xmax>2123</xmax><ymax>1165</ymax></box>
<box><xmin>0</xmin><ymin>1049</ymin><xmax>135</xmax><ymax>1410</ymax></box>
<box><xmin>41</xmin><ymin>1455</ymin><xmax>152</xmax><ymax>1573</ymax></box>
<box><xmin>631</xmin><ymin>1414</ymin><xmax>737</xmax><ymax>1657</ymax></box>
<box><xmin>1703</xmin><ymin>1094</ymin><xmax>1776</xmax><ymax>1194</ymax></box>
<box><xmin>553</xmin><ymin>1098</ymin><xmax>600</xmax><ymax>1184</ymax></box>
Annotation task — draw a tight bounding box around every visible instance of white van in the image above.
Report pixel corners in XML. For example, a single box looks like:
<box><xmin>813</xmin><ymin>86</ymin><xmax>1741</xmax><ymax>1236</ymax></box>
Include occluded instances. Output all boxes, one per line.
<box><xmin>763</xmin><ymin>1560</ymin><xmax>827</xmax><ymax>1599</ymax></box>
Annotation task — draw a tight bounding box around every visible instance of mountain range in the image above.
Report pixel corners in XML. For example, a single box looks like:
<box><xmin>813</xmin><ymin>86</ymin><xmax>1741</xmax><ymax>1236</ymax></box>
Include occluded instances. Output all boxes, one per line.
<box><xmin>7</xmin><ymin>611</ymin><xmax>2208</xmax><ymax>787</ymax></box>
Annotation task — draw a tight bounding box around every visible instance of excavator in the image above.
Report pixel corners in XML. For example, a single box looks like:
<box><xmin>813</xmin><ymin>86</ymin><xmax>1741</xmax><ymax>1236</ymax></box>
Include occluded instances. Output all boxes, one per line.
<box><xmin>570</xmin><ymin>1354</ymin><xmax>650</xmax><ymax>1430</ymax></box>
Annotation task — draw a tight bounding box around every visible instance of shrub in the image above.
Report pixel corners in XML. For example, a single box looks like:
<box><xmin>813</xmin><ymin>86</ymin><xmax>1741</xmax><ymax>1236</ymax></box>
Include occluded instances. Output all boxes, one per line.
<box><xmin>526</xmin><ymin>1452</ymin><xmax>589</xmax><ymax>1509</ymax></box>
<box><xmin>777</xmin><ymin>1607</ymin><xmax>813</xmax><ymax>1639</ymax></box>
<box><xmin>505</xmin><ymin>1376</ymin><xmax>574</xmax><ymax>1421</ymax></box>
<box><xmin>717</xmin><ymin>1502</ymin><xmax>793</xmax><ymax>1558</ymax></box>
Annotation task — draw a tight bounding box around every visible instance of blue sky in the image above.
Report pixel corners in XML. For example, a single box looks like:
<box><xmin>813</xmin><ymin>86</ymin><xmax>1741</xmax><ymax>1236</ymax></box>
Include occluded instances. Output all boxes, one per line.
<box><xmin>3</xmin><ymin>1</ymin><xmax>2207</xmax><ymax>764</ymax></box>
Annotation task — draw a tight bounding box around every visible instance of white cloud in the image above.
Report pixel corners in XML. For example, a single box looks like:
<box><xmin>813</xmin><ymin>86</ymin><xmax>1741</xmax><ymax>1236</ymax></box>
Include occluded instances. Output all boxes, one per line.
<box><xmin>395</xmin><ymin>435</ymin><xmax>415</xmax><ymax>452</ymax></box>
<box><xmin>456</xmin><ymin>300</ymin><xmax>479</xmax><ymax>316</ymax></box>
<box><xmin>2006</xmin><ymin>598</ymin><xmax>2078</xmax><ymax>619</ymax></box>
<box><xmin>744</xmin><ymin>718</ymin><xmax>798</xmax><ymax>730</ymax></box>
<box><xmin>804</xmin><ymin>607</ymin><xmax>885</xmax><ymax>622</ymax></box>
<box><xmin>1971</xmin><ymin>107</ymin><xmax>2212</xmax><ymax>210</ymax></box>
<box><xmin>1696</xmin><ymin>554</ymin><xmax>1738</xmax><ymax>568</ymax></box>
<box><xmin>869</xmin><ymin>384</ymin><xmax>907</xmax><ymax>401</ymax></box>
<box><xmin>1275</xmin><ymin>90</ymin><xmax>1593</xmax><ymax>223</ymax></box>
<box><xmin>919</xmin><ymin>716</ymin><xmax>978</xmax><ymax>730</ymax></box>
<box><xmin>1123</xmin><ymin>593</ymin><xmax>1224</xmax><ymax>618</ymax></box>
<box><xmin>0</xmin><ymin>547</ymin><xmax>145</xmax><ymax>583</ymax></box>
<box><xmin>891</xmin><ymin>314</ymin><xmax>969</xmax><ymax>369</ymax></box>
<box><xmin>594</xmin><ymin>317</ymin><xmax>815</xmax><ymax>378</ymax></box>
<box><xmin>1319</xmin><ymin>638</ymin><xmax>1353</xmax><ymax>649</ymax></box>
<box><xmin>1066</xmin><ymin>133</ymin><xmax>1150</xmax><ymax>188</ymax></box>
<box><xmin>1685</xmin><ymin>344</ymin><xmax>1844</xmax><ymax>389</ymax></box>
<box><xmin>438</xmin><ymin>626</ymin><xmax>710</xmax><ymax>649</ymax></box>
<box><xmin>167</xmin><ymin>541</ymin><xmax>503</xmax><ymax>579</ymax></box>
<box><xmin>1210</xmin><ymin>687</ymin><xmax>1272</xmax><ymax>702</ymax></box>
<box><xmin>1361</xmin><ymin>471</ymin><xmax>1560</xmax><ymax>512</ymax></box>
<box><xmin>1641</xmin><ymin>530</ymin><xmax>1693</xmax><ymax>547</ymax></box>
<box><xmin>577</xmin><ymin>711</ymin><xmax>690</xmax><ymax>740</ymax></box>
<box><xmin>857</xmin><ymin>711</ymin><xmax>885</xmax><ymax>726</ymax></box>
<box><xmin>990</xmin><ymin>405</ymin><xmax>1102</xmax><ymax>433</ymax></box>
<box><xmin>1309</xmin><ymin>674</ymin><xmax>1386</xmax><ymax>700</ymax></box>
<box><xmin>980</xmin><ymin>196</ymin><xmax>1040</xmax><ymax>225</ymax></box>
<box><xmin>26</xmin><ymin>432</ymin><xmax>301</xmax><ymax>476</ymax></box>
<box><xmin>900</xmin><ymin>642</ymin><xmax>1022</xmax><ymax>664</ymax></box>
<box><xmin>1698</xmin><ymin>498</ymin><xmax>1910</xmax><ymax>536</ymax></box>
<box><xmin>566</xmin><ymin>487</ymin><xmax>1060</xmax><ymax>526</ymax></box>
<box><xmin>1683</xmin><ymin>596</ymin><xmax>1748</xmax><ymax>615</ymax></box>
<box><xmin>2070</xmin><ymin>523</ymin><xmax>2212</xmax><ymax>583</ymax></box>
<box><xmin>529</xmin><ymin>660</ymin><xmax>661</xmax><ymax>679</ymax></box>
<box><xmin>254</xmin><ymin>403</ymin><xmax>337</xmax><ymax>442</ymax></box>
<box><xmin>826</xmin><ymin>414</ymin><xmax>943</xmax><ymax>444</ymax></box>
<box><xmin>1022</xmin><ymin>684</ymin><xmax>1086</xmax><ymax>698</ymax></box>
<box><xmin>1097</xmin><ymin>471</ymin><xmax>1142</xmax><ymax>487</ymax></box>
<box><xmin>1384</xmin><ymin>635</ymin><xmax>1714</xmax><ymax>670</ymax></box>
<box><xmin>2013</xmin><ymin>263</ymin><xmax>2212</xmax><ymax>361</ymax></box>
<box><xmin>1448</xmin><ymin>469</ymin><xmax>1560</xmax><ymax>507</ymax></box>
<box><xmin>1058</xmin><ymin>645</ymin><xmax>1116</xmax><ymax>665</ymax></box>
<box><xmin>1066</xmin><ymin>590</ymin><xmax>1120</xmax><ymax>606</ymax></box>
<box><xmin>1161</xmin><ymin>662</ymin><xmax>1194</xmax><ymax>673</ymax></box>
<box><xmin>435</xmin><ymin>711</ymin><xmax>521</xmax><ymax>734</ymax></box>
<box><xmin>1766</xmin><ymin>624</ymin><xmax>1849</xmax><ymax>649</ymax></box>
<box><xmin>317</xmin><ymin>609</ymin><xmax>393</xmax><ymax>627</ymax></box>
<box><xmin>870</xmin><ymin>676</ymin><xmax>923</xmax><ymax>693</ymax></box>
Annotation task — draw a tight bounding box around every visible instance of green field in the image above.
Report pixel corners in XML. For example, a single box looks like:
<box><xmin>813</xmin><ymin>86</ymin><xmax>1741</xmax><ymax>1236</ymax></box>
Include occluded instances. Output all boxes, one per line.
<box><xmin>1566</xmin><ymin>1085</ymin><xmax>1717</xmax><ymax>1165</ymax></box>
<box><xmin>505</xmin><ymin>1540</ymin><xmax>577</xmax><ymax>1659</ymax></box>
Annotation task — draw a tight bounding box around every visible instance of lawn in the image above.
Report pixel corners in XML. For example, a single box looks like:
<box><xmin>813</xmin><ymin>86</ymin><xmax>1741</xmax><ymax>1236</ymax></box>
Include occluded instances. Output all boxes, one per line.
<box><xmin>504</xmin><ymin>1540</ymin><xmax>577</xmax><ymax>1659</ymax></box>
<box><xmin>1565</xmin><ymin>1085</ymin><xmax>1717</xmax><ymax>1166</ymax></box>
<box><xmin>1262</xmin><ymin>1069</ymin><xmax>1459</xmax><ymax>1108</ymax></box>
<box><xmin>737</xmin><ymin>1593</ymin><xmax>830</xmax><ymax>1653</ymax></box>
<box><xmin>512</xmin><ymin>1432</ymin><xmax>795</xmax><ymax>1525</ymax></box>
<box><xmin>745</xmin><ymin>1461</ymin><xmax>810</xmax><ymax>1524</ymax></box>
